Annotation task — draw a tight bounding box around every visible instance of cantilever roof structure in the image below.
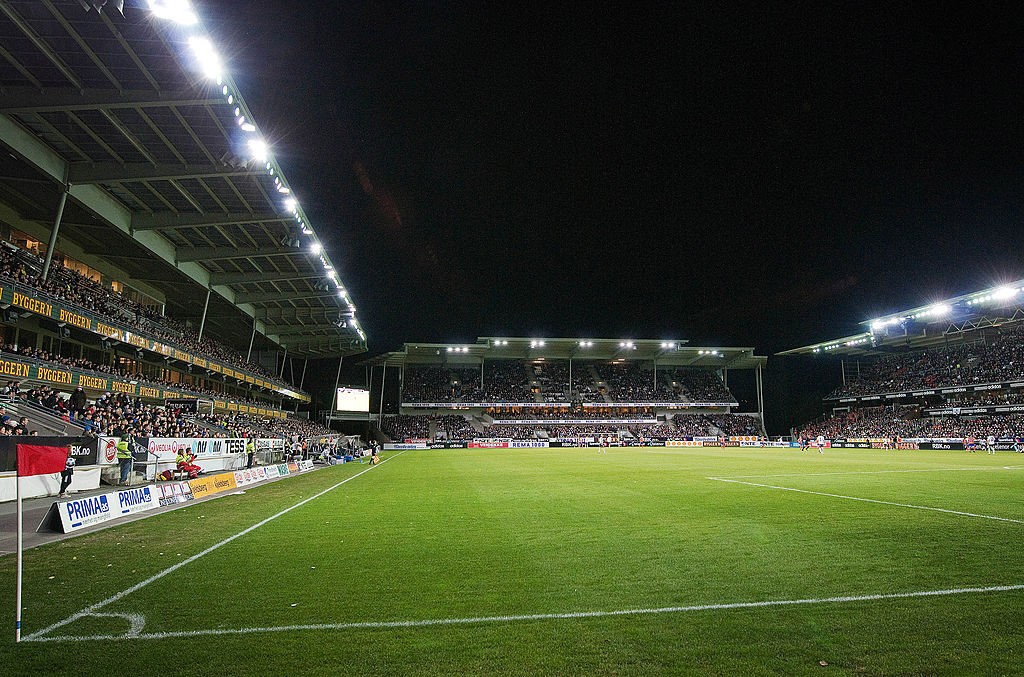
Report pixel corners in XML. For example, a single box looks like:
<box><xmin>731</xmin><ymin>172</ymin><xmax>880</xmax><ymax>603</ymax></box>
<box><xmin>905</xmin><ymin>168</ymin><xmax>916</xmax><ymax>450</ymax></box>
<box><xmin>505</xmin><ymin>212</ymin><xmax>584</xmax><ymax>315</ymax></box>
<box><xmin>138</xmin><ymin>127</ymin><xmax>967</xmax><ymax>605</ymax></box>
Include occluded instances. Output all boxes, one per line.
<box><xmin>778</xmin><ymin>280</ymin><xmax>1024</xmax><ymax>357</ymax></box>
<box><xmin>0</xmin><ymin>0</ymin><xmax>366</xmax><ymax>358</ymax></box>
<box><xmin>361</xmin><ymin>337</ymin><xmax>767</xmax><ymax>370</ymax></box>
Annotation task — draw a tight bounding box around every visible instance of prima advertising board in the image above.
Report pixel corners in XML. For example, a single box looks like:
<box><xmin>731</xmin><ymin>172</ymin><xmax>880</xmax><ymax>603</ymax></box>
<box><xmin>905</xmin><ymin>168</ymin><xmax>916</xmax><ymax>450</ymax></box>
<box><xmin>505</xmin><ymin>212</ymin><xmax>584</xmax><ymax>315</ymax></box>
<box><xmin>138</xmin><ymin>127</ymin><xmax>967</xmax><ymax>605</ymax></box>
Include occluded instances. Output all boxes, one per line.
<box><xmin>57</xmin><ymin>485</ymin><xmax>159</xmax><ymax>532</ymax></box>
<box><xmin>58</xmin><ymin>493</ymin><xmax>113</xmax><ymax>532</ymax></box>
<box><xmin>114</xmin><ymin>486</ymin><xmax>158</xmax><ymax>515</ymax></box>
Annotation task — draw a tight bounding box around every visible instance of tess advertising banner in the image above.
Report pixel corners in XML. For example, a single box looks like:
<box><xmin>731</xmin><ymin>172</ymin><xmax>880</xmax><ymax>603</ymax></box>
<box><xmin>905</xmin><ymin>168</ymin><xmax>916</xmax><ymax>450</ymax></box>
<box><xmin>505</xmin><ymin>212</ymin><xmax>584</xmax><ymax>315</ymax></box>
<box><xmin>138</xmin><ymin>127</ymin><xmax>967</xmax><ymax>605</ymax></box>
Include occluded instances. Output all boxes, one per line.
<box><xmin>146</xmin><ymin>437</ymin><xmax>245</xmax><ymax>462</ymax></box>
<box><xmin>1</xmin><ymin>280</ymin><xmax>306</xmax><ymax>405</ymax></box>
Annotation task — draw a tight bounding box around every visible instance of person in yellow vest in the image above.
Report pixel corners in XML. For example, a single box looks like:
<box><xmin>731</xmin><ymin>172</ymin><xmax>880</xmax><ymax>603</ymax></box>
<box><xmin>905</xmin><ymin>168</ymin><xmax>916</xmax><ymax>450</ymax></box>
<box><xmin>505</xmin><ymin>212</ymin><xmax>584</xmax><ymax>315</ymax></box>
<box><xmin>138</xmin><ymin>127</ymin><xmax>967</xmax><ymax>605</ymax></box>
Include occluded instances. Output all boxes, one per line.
<box><xmin>176</xmin><ymin>448</ymin><xmax>202</xmax><ymax>479</ymax></box>
<box><xmin>116</xmin><ymin>435</ymin><xmax>132</xmax><ymax>486</ymax></box>
<box><xmin>245</xmin><ymin>437</ymin><xmax>256</xmax><ymax>469</ymax></box>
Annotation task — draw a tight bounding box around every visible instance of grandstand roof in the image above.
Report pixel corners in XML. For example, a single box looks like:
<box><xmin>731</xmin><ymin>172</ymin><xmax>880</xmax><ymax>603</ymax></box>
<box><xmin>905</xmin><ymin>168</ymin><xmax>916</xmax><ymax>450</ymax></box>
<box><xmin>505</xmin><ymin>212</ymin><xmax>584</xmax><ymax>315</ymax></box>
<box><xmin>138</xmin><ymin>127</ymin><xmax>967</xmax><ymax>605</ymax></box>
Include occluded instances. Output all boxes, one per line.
<box><xmin>360</xmin><ymin>337</ymin><xmax>767</xmax><ymax>369</ymax></box>
<box><xmin>0</xmin><ymin>0</ymin><xmax>365</xmax><ymax>357</ymax></box>
<box><xmin>778</xmin><ymin>280</ymin><xmax>1024</xmax><ymax>357</ymax></box>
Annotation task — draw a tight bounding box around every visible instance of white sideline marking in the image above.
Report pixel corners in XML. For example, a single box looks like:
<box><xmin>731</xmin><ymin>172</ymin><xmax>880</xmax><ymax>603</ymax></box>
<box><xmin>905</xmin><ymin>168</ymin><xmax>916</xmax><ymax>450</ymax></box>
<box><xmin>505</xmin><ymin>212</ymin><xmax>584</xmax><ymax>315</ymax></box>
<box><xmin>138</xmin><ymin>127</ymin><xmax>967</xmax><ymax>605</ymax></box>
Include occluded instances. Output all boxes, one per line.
<box><xmin>24</xmin><ymin>583</ymin><xmax>1024</xmax><ymax>643</ymax></box>
<box><xmin>24</xmin><ymin>452</ymin><xmax>405</xmax><ymax>642</ymax></box>
<box><xmin>709</xmin><ymin>477</ymin><xmax>1024</xmax><ymax>525</ymax></box>
<box><xmin>715</xmin><ymin>466</ymin><xmax>1024</xmax><ymax>479</ymax></box>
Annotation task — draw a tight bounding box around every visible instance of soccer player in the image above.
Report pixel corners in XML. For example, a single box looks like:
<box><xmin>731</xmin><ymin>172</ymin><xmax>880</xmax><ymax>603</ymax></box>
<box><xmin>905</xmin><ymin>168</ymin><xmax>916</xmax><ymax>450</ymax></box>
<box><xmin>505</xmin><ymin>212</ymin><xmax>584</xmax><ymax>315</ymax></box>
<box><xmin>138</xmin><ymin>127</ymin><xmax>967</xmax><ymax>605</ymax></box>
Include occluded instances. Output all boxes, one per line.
<box><xmin>799</xmin><ymin>435</ymin><xmax>809</xmax><ymax>452</ymax></box>
<box><xmin>816</xmin><ymin>434</ymin><xmax>825</xmax><ymax>454</ymax></box>
<box><xmin>986</xmin><ymin>434</ymin><xmax>997</xmax><ymax>455</ymax></box>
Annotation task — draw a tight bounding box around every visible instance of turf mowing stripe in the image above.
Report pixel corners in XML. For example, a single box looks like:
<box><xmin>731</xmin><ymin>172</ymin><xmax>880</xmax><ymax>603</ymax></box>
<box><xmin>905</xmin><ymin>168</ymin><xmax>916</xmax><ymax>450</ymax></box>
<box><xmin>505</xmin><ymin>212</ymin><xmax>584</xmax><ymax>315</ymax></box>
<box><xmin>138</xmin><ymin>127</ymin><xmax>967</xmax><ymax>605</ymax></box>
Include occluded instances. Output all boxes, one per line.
<box><xmin>708</xmin><ymin>477</ymin><xmax>1024</xmax><ymax>524</ymax></box>
<box><xmin>24</xmin><ymin>583</ymin><xmax>1024</xmax><ymax>643</ymax></box>
<box><xmin>23</xmin><ymin>452</ymin><xmax>406</xmax><ymax>642</ymax></box>
<box><xmin>716</xmin><ymin>466</ymin><xmax>1024</xmax><ymax>479</ymax></box>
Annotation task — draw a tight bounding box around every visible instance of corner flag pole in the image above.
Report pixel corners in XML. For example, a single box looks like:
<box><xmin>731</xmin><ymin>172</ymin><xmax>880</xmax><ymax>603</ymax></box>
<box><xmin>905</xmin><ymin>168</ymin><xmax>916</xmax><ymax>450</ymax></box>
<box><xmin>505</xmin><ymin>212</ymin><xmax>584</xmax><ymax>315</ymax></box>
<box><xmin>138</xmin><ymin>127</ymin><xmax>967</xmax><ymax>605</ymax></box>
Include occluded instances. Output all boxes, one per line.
<box><xmin>15</xmin><ymin>468</ymin><xmax>23</xmax><ymax>643</ymax></box>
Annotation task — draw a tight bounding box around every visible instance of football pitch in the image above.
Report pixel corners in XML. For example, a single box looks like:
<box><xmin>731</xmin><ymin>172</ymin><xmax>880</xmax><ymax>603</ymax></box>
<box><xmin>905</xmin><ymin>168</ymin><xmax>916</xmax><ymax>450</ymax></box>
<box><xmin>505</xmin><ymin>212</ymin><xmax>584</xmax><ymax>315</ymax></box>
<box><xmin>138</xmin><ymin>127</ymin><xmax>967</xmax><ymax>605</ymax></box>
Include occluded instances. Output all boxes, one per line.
<box><xmin>4</xmin><ymin>447</ymin><xmax>1024</xmax><ymax>675</ymax></box>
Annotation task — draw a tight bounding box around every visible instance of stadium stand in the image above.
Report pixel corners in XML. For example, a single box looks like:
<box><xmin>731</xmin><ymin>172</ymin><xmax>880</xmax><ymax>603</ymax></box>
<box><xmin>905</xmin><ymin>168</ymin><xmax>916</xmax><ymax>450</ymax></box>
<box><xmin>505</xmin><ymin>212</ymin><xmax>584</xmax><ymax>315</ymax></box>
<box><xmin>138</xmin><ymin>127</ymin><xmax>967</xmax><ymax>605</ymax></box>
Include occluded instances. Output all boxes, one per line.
<box><xmin>368</xmin><ymin>338</ymin><xmax>766</xmax><ymax>444</ymax></box>
<box><xmin>0</xmin><ymin>0</ymin><xmax>373</xmax><ymax>456</ymax></box>
<box><xmin>782</xmin><ymin>281</ymin><xmax>1024</xmax><ymax>444</ymax></box>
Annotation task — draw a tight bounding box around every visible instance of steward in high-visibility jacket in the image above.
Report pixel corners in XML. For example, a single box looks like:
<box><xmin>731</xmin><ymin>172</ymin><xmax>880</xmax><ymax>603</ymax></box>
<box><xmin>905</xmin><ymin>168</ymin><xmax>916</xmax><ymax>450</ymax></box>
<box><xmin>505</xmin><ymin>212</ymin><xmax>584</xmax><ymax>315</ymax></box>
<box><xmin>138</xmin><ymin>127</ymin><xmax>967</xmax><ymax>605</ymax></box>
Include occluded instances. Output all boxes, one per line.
<box><xmin>245</xmin><ymin>439</ymin><xmax>256</xmax><ymax>469</ymax></box>
<box><xmin>116</xmin><ymin>436</ymin><xmax>132</xmax><ymax>485</ymax></box>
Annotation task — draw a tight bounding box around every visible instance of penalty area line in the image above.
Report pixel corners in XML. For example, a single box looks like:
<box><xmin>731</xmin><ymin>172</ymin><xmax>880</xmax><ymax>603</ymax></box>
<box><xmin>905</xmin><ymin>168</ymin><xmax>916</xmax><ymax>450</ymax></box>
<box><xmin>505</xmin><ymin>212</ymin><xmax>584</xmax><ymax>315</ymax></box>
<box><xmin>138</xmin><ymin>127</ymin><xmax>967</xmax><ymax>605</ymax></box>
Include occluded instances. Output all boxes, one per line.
<box><xmin>23</xmin><ymin>451</ymin><xmax>407</xmax><ymax>643</ymax></box>
<box><xmin>24</xmin><ymin>583</ymin><xmax>1024</xmax><ymax>643</ymax></box>
<box><xmin>708</xmin><ymin>477</ymin><xmax>1024</xmax><ymax>525</ymax></box>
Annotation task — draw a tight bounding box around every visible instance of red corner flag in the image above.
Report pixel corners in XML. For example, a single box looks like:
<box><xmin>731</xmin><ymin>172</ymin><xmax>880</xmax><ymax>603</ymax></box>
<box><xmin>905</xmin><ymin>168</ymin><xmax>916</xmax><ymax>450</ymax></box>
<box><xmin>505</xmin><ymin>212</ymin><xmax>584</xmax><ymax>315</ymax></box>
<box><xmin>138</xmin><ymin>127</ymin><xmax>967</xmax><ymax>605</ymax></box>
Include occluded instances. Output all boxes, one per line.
<box><xmin>16</xmin><ymin>444</ymin><xmax>68</xmax><ymax>477</ymax></box>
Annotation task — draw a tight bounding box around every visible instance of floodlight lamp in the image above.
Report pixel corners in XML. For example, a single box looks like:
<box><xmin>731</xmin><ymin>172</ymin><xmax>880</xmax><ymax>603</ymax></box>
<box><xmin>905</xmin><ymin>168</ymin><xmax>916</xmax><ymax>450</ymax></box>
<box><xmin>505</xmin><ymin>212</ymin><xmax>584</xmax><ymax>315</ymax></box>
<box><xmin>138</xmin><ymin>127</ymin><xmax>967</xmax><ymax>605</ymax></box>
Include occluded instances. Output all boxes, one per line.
<box><xmin>147</xmin><ymin>0</ymin><xmax>198</xmax><ymax>25</ymax></box>
<box><xmin>241</xmin><ymin>123</ymin><xmax>256</xmax><ymax>132</ymax></box>
<box><xmin>247</xmin><ymin>138</ymin><xmax>268</xmax><ymax>163</ymax></box>
<box><xmin>993</xmin><ymin>286</ymin><xmax>1017</xmax><ymax>300</ymax></box>
<box><xmin>187</xmin><ymin>37</ymin><xmax>221</xmax><ymax>80</ymax></box>
<box><xmin>931</xmin><ymin>303</ymin><xmax>952</xmax><ymax>316</ymax></box>
<box><xmin>284</xmin><ymin>197</ymin><xmax>298</xmax><ymax>212</ymax></box>
<box><xmin>310</xmin><ymin>242</ymin><xmax>321</xmax><ymax>255</ymax></box>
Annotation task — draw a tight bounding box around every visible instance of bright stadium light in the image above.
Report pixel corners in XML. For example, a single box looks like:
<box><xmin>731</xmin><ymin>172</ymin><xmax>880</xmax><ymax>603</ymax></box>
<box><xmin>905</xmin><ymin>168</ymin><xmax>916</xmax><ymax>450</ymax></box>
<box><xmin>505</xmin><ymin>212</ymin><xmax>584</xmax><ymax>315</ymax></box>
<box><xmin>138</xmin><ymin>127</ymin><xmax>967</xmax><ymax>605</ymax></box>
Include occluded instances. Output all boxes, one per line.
<box><xmin>147</xmin><ymin>0</ymin><xmax>198</xmax><ymax>25</ymax></box>
<box><xmin>993</xmin><ymin>286</ymin><xmax>1017</xmax><ymax>300</ymax></box>
<box><xmin>187</xmin><ymin>36</ymin><xmax>222</xmax><ymax>80</ymax></box>
<box><xmin>247</xmin><ymin>138</ymin><xmax>268</xmax><ymax>163</ymax></box>
<box><xmin>310</xmin><ymin>242</ymin><xmax>321</xmax><ymax>255</ymax></box>
<box><xmin>283</xmin><ymin>197</ymin><xmax>298</xmax><ymax>212</ymax></box>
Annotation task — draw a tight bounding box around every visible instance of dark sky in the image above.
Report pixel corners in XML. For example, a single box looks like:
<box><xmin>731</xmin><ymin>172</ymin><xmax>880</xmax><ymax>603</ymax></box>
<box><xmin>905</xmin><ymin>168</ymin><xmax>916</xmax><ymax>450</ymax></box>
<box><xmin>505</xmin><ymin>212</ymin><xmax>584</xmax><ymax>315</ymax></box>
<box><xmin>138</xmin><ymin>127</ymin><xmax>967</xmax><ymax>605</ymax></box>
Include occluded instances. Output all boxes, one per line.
<box><xmin>202</xmin><ymin>2</ymin><xmax>1023</xmax><ymax>428</ymax></box>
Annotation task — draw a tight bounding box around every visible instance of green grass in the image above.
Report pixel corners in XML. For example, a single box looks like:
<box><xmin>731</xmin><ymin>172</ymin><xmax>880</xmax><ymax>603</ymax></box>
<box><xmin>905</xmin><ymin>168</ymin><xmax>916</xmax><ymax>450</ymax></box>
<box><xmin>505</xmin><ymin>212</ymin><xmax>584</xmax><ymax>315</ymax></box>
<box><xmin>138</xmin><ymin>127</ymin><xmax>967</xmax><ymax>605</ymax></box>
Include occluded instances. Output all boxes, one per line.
<box><xmin>3</xmin><ymin>447</ymin><xmax>1024</xmax><ymax>675</ymax></box>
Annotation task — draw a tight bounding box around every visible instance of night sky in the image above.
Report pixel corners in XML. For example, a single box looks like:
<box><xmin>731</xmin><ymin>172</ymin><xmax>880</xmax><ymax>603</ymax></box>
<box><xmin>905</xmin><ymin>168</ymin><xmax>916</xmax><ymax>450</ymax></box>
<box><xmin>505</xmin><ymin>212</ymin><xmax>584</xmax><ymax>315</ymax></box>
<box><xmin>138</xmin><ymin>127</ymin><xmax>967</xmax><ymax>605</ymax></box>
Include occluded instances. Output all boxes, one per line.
<box><xmin>201</xmin><ymin>2</ymin><xmax>1023</xmax><ymax>430</ymax></box>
